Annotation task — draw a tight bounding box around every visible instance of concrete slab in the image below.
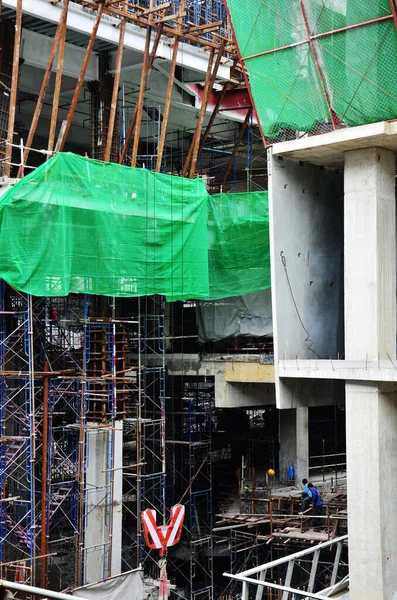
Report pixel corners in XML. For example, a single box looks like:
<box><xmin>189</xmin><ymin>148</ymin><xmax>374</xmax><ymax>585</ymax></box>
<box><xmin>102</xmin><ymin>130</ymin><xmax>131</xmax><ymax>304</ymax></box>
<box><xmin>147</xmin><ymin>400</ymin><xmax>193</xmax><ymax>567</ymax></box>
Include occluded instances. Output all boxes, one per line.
<box><xmin>272</xmin><ymin>121</ymin><xmax>397</xmax><ymax>168</ymax></box>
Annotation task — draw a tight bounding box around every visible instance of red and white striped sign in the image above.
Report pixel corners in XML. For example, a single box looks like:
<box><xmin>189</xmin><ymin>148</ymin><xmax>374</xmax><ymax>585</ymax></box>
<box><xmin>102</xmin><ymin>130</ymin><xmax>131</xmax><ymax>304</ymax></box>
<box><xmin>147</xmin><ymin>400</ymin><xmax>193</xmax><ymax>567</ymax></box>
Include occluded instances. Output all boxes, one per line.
<box><xmin>142</xmin><ymin>504</ymin><xmax>185</xmax><ymax>556</ymax></box>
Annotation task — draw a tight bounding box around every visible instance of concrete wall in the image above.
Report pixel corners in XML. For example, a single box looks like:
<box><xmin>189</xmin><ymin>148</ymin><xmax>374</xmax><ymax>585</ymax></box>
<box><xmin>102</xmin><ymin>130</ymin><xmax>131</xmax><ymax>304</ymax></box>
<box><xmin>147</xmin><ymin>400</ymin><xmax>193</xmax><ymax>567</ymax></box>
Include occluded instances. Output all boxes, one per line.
<box><xmin>269</xmin><ymin>154</ymin><xmax>344</xmax><ymax>362</ymax></box>
<box><xmin>269</xmin><ymin>152</ymin><xmax>345</xmax><ymax>409</ymax></box>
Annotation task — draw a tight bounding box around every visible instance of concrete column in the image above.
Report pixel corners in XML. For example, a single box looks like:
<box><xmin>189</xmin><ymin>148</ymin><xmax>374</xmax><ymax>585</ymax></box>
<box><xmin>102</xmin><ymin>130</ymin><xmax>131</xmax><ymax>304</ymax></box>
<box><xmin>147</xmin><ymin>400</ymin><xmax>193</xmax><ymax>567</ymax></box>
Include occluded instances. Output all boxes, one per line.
<box><xmin>84</xmin><ymin>422</ymin><xmax>123</xmax><ymax>585</ymax></box>
<box><xmin>279</xmin><ymin>407</ymin><xmax>308</xmax><ymax>484</ymax></box>
<box><xmin>344</xmin><ymin>147</ymin><xmax>397</xmax><ymax>600</ymax></box>
<box><xmin>111</xmin><ymin>420</ymin><xmax>123</xmax><ymax>576</ymax></box>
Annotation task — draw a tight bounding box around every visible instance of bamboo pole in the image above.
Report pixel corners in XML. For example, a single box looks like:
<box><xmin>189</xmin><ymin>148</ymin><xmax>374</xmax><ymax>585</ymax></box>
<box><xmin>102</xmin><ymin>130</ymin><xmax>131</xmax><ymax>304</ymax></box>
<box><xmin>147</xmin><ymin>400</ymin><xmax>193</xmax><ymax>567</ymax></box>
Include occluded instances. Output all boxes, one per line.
<box><xmin>56</xmin><ymin>0</ymin><xmax>105</xmax><ymax>152</ymax></box>
<box><xmin>130</xmin><ymin>24</ymin><xmax>152</xmax><ymax>167</ymax></box>
<box><xmin>118</xmin><ymin>23</ymin><xmax>164</xmax><ymax>164</ymax></box>
<box><xmin>221</xmin><ymin>107</ymin><xmax>251</xmax><ymax>188</ymax></box>
<box><xmin>48</xmin><ymin>0</ymin><xmax>70</xmax><ymax>155</ymax></box>
<box><xmin>18</xmin><ymin>0</ymin><xmax>69</xmax><ymax>176</ymax></box>
<box><xmin>4</xmin><ymin>0</ymin><xmax>23</xmax><ymax>177</ymax></box>
<box><xmin>104</xmin><ymin>18</ymin><xmax>126</xmax><ymax>162</ymax></box>
<box><xmin>182</xmin><ymin>44</ymin><xmax>224</xmax><ymax>177</ymax></box>
<box><xmin>155</xmin><ymin>0</ymin><xmax>186</xmax><ymax>172</ymax></box>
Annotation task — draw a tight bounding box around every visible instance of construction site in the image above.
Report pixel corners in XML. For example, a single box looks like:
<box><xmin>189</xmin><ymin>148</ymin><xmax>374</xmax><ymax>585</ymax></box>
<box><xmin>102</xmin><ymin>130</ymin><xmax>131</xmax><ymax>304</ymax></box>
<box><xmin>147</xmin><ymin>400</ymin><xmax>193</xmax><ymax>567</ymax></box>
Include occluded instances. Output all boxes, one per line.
<box><xmin>0</xmin><ymin>1</ymin><xmax>397</xmax><ymax>599</ymax></box>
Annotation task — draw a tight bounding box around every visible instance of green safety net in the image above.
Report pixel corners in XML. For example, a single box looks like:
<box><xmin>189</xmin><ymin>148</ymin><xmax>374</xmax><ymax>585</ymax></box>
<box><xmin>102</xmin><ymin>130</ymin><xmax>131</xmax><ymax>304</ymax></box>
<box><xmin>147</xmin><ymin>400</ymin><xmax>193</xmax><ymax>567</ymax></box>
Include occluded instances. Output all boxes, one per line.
<box><xmin>225</xmin><ymin>0</ymin><xmax>397</xmax><ymax>137</ymax></box>
<box><xmin>207</xmin><ymin>191</ymin><xmax>270</xmax><ymax>299</ymax></box>
<box><xmin>0</xmin><ymin>153</ymin><xmax>270</xmax><ymax>301</ymax></box>
<box><xmin>0</xmin><ymin>153</ymin><xmax>209</xmax><ymax>301</ymax></box>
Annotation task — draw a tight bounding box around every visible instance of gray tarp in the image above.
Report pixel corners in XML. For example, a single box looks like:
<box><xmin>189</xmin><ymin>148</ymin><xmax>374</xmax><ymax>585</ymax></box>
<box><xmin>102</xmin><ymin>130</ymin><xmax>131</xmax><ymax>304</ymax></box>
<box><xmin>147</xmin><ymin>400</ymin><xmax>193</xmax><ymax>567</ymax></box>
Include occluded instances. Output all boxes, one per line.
<box><xmin>75</xmin><ymin>570</ymin><xmax>144</xmax><ymax>600</ymax></box>
<box><xmin>196</xmin><ymin>289</ymin><xmax>273</xmax><ymax>343</ymax></box>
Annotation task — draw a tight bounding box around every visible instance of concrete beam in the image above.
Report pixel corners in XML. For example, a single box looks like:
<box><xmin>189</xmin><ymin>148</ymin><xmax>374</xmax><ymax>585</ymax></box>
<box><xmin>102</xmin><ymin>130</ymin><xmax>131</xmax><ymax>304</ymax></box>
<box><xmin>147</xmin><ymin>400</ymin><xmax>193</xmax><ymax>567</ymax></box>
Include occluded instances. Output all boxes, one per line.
<box><xmin>21</xmin><ymin>28</ymin><xmax>98</xmax><ymax>80</ymax></box>
<box><xmin>224</xmin><ymin>362</ymin><xmax>274</xmax><ymax>384</ymax></box>
<box><xmin>218</xmin><ymin>382</ymin><xmax>275</xmax><ymax>409</ymax></box>
<box><xmin>4</xmin><ymin>0</ymin><xmax>233</xmax><ymax>78</ymax></box>
<box><xmin>272</xmin><ymin>120</ymin><xmax>397</xmax><ymax>168</ymax></box>
<box><xmin>278</xmin><ymin>359</ymin><xmax>397</xmax><ymax>382</ymax></box>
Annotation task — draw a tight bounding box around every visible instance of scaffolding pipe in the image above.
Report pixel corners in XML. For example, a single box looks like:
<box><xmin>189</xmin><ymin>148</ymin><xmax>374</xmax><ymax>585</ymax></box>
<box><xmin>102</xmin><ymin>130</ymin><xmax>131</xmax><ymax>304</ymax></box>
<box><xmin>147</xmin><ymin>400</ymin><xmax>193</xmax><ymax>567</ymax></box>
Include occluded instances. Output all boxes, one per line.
<box><xmin>0</xmin><ymin>580</ymin><xmax>87</xmax><ymax>600</ymax></box>
<box><xmin>48</xmin><ymin>0</ymin><xmax>69</xmax><ymax>154</ymax></box>
<box><xmin>4</xmin><ymin>0</ymin><xmax>23</xmax><ymax>177</ymax></box>
<box><xmin>40</xmin><ymin>362</ymin><xmax>50</xmax><ymax>589</ymax></box>
<box><xmin>56</xmin><ymin>0</ymin><xmax>105</xmax><ymax>152</ymax></box>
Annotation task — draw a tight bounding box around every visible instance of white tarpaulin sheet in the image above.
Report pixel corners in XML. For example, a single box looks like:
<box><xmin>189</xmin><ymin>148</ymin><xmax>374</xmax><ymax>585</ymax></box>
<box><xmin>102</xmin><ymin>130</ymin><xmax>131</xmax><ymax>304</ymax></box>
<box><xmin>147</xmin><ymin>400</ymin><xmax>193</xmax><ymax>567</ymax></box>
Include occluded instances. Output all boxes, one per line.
<box><xmin>75</xmin><ymin>570</ymin><xmax>144</xmax><ymax>600</ymax></box>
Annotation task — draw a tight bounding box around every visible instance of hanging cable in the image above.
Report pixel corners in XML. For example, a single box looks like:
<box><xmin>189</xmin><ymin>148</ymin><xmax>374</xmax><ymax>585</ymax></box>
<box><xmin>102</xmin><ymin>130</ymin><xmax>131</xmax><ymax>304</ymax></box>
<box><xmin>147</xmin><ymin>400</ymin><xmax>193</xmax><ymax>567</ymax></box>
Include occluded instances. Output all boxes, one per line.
<box><xmin>280</xmin><ymin>251</ymin><xmax>321</xmax><ymax>359</ymax></box>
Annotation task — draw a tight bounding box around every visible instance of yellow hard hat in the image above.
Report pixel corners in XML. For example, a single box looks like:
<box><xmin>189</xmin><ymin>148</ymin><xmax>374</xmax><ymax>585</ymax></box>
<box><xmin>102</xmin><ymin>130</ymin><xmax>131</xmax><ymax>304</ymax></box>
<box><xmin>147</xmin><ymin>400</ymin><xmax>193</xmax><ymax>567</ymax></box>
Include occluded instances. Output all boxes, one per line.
<box><xmin>267</xmin><ymin>468</ymin><xmax>275</xmax><ymax>477</ymax></box>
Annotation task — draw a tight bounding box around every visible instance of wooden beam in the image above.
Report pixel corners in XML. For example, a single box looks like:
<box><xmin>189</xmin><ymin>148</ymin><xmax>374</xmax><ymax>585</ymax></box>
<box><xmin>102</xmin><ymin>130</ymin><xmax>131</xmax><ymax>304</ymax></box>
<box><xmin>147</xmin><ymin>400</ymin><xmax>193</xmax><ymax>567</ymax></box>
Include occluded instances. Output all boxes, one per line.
<box><xmin>221</xmin><ymin>107</ymin><xmax>252</xmax><ymax>188</ymax></box>
<box><xmin>48</xmin><ymin>0</ymin><xmax>69</xmax><ymax>155</ymax></box>
<box><xmin>18</xmin><ymin>0</ymin><xmax>69</xmax><ymax>176</ymax></box>
<box><xmin>104</xmin><ymin>18</ymin><xmax>125</xmax><ymax>162</ymax></box>
<box><xmin>188</xmin><ymin>47</ymin><xmax>215</xmax><ymax>178</ymax></box>
<box><xmin>198</xmin><ymin>61</ymin><xmax>237</xmax><ymax>155</ymax></box>
<box><xmin>155</xmin><ymin>0</ymin><xmax>186</xmax><ymax>172</ymax></box>
<box><xmin>182</xmin><ymin>43</ymin><xmax>225</xmax><ymax>178</ymax></box>
<box><xmin>130</xmin><ymin>23</ymin><xmax>152</xmax><ymax>167</ymax></box>
<box><xmin>4</xmin><ymin>0</ymin><xmax>23</xmax><ymax>177</ymax></box>
<box><xmin>56</xmin><ymin>0</ymin><xmax>105</xmax><ymax>152</ymax></box>
<box><xmin>118</xmin><ymin>22</ymin><xmax>164</xmax><ymax>164</ymax></box>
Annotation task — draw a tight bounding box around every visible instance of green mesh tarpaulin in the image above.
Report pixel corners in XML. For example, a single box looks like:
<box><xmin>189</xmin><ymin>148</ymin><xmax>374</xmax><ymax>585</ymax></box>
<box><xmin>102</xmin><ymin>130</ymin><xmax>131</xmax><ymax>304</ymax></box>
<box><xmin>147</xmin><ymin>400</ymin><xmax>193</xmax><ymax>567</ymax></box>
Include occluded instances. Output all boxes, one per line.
<box><xmin>0</xmin><ymin>154</ymin><xmax>270</xmax><ymax>300</ymax></box>
<box><xmin>225</xmin><ymin>0</ymin><xmax>397</xmax><ymax>137</ymax></box>
<box><xmin>0</xmin><ymin>153</ymin><xmax>209</xmax><ymax>301</ymax></box>
<box><xmin>206</xmin><ymin>191</ymin><xmax>270</xmax><ymax>299</ymax></box>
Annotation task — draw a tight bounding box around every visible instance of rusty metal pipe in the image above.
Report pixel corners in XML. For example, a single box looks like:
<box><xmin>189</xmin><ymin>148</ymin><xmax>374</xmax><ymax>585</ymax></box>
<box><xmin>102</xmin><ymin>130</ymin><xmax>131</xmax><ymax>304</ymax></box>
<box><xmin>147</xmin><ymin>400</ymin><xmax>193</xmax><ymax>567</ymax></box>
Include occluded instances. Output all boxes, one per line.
<box><xmin>56</xmin><ymin>0</ymin><xmax>105</xmax><ymax>152</ymax></box>
<box><xmin>18</xmin><ymin>0</ymin><xmax>69</xmax><ymax>176</ymax></box>
<box><xmin>118</xmin><ymin>23</ymin><xmax>163</xmax><ymax>164</ymax></box>
<box><xmin>4</xmin><ymin>0</ymin><xmax>23</xmax><ymax>177</ymax></box>
<box><xmin>131</xmin><ymin>24</ymin><xmax>152</xmax><ymax>167</ymax></box>
<box><xmin>104</xmin><ymin>18</ymin><xmax>126</xmax><ymax>162</ymax></box>
<box><xmin>48</xmin><ymin>0</ymin><xmax>69</xmax><ymax>155</ymax></box>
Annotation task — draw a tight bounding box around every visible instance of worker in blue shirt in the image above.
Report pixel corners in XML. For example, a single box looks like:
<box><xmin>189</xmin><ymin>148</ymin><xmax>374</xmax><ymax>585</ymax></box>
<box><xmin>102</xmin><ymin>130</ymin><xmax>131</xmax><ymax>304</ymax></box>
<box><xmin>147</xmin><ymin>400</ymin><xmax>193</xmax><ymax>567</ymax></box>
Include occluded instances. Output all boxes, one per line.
<box><xmin>308</xmin><ymin>483</ymin><xmax>324</xmax><ymax>525</ymax></box>
<box><xmin>301</xmin><ymin>478</ymin><xmax>312</xmax><ymax>512</ymax></box>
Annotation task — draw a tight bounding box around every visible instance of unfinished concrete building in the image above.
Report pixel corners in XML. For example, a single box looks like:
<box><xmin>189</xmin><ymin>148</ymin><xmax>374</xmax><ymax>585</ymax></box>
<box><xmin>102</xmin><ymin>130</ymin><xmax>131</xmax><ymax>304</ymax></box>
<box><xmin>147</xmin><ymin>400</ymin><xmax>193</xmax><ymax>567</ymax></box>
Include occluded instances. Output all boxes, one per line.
<box><xmin>0</xmin><ymin>1</ymin><xmax>396</xmax><ymax>600</ymax></box>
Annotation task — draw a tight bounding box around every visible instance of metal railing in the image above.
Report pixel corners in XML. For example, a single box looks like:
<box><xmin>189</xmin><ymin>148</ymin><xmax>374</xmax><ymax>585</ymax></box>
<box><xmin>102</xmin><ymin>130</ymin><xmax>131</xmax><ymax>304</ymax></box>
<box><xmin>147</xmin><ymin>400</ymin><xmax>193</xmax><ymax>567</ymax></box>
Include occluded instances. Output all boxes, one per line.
<box><xmin>224</xmin><ymin>535</ymin><xmax>348</xmax><ymax>600</ymax></box>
